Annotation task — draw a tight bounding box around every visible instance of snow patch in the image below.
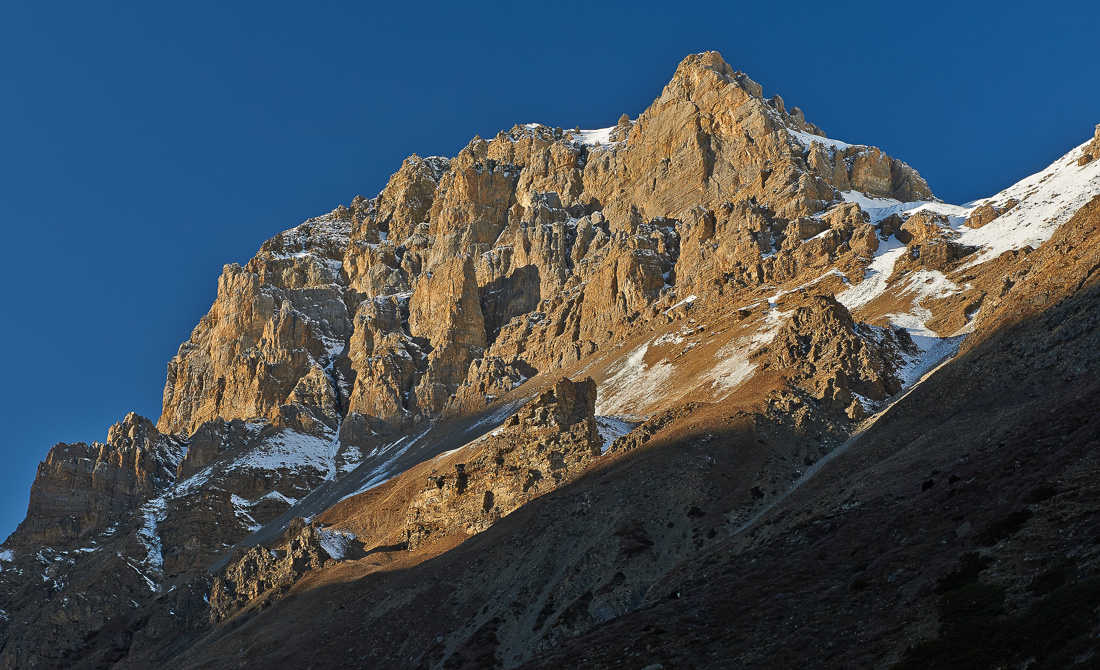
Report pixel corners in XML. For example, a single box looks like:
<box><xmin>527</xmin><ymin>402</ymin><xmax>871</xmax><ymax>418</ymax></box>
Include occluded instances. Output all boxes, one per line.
<box><xmin>957</xmin><ymin>138</ymin><xmax>1100</xmax><ymax>265</ymax></box>
<box><xmin>653</xmin><ymin>331</ymin><xmax>685</xmax><ymax>346</ymax></box>
<box><xmin>471</xmin><ymin>398</ymin><xmax>528</xmax><ymax>431</ymax></box>
<box><xmin>836</xmin><ymin>236</ymin><xmax>908</xmax><ymax>310</ymax></box>
<box><xmin>336</xmin><ymin>426</ymin><xmax>434</xmax><ymax>502</ymax></box>
<box><xmin>870</xmin><ymin>268</ymin><xmax>967</xmax><ymax>389</ymax></box>
<box><xmin>322</xmin><ymin>336</ymin><xmax>345</xmax><ymax>360</ymax></box>
<box><xmin>595</xmin><ymin>416</ymin><xmax>639</xmax><ymax>453</ymax></box>
<box><xmin>261</xmin><ymin>490</ymin><xmax>297</xmax><ymax>505</ymax></box>
<box><xmin>839</xmin><ymin>132</ymin><xmax>1100</xmax><ymax>278</ymax></box>
<box><xmin>574</xmin><ymin>127</ymin><xmax>616</xmax><ymax>146</ymax></box>
<box><xmin>788</xmin><ymin>128</ymin><xmax>853</xmax><ymax>151</ymax></box>
<box><xmin>315</xmin><ymin>528</ymin><xmax>356</xmax><ymax>560</ymax></box>
<box><xmin>663</xmin><ymin>294</ymin><xmax>697</xmax><ymax>315</ymax></box>
<box><xmin>230</xmin><ymin>428</ymin><xmax>335</xmax><ymax>475</ymax></box>
<box><xmin>901</xmin><ymin>269</ymin><xmax>964</xmax><ymax>302</ymax></box>
<box><xmin>135</xmin><ymin>496</ymin><xmax>168</xmax><ymax>584</ymax></box>
<box><xmin>596</xmin><ymin>343</ymin><xmax>674</xmax><ymax>418</ymax></box>
<box><xmin>706</xmin><ymin>310</ymin><xmax>788</xmax><ymax>397</ymax></box>
<box><xmin>897</xmin><ymin>332</ymin><xmax>965</xmax><ymax>388</ymax></box>
<box><xmin>851</xmin><ymin>392</ymin><xmax>877</xmax><ymax>414</ymax></box>
<box><xmin>337</xmin><ymin>444</ymin><xmax>362</xmax><ymax>476</ymax></box>
<box><xmin>840</xmin><ymin>191</ymin><xmax>971</xmax><ymax>226</ymax></box>
<box><xmin>229</xmin><ymin>494</ymin><xmax>262</xmax><ymax>532</ymax></box>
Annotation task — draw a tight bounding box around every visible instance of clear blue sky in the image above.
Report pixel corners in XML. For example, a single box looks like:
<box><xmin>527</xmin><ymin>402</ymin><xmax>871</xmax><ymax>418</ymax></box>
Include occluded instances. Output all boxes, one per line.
<box><xmin>2</xmin><ymin>0</ymin><xmax>1098</xmax><ymax>540</ymax></box>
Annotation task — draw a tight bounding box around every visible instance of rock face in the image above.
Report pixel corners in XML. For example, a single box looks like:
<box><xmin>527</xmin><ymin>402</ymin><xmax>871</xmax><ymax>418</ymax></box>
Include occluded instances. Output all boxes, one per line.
<box><xmin>159</xmin><ymin>219</ymin><xmax>350</xmax><ymax>436</ymax></box>
<box><xmin>156</xmin><ymin>49</ymin><xmax>934</xmax><ymax>443</ymax></box>
<box><xmin>405</xmin><ymin>377</ymin><xmax>599</xmax><ymax>549</ymax></box>
<box><xmin>8</xmin><ymin>413</ymin><xmax>183</xmax><ymax>548</ymax></box>
<box><xmin>761</xmin><ymin>294</ymin><xmax>916</xmax><ymax>420</ymax></box>
<box><xmin>208</xmin><ymin>519</ymin><xmax>340</xmax><ymax>622</ymax></box>
<box><xmin>4</xmin><ymin>52</ymin><xmax>1100</xmax><ymax>670</ymax></box>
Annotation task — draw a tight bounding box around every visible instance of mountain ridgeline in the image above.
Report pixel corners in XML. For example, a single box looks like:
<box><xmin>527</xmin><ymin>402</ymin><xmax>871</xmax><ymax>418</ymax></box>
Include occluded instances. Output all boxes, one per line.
<box><xmin>4</xmin><ymin>51</ymin><xmax>1100</xmax><ymax>669</ymax></box>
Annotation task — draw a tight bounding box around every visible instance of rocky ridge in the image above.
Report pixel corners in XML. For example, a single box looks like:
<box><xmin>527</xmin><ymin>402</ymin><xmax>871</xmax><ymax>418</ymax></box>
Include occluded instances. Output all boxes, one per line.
<box><xmin>1</xmin><ymin>51</ymin><xmax>1098</xmax><ymax>669</ymax></box>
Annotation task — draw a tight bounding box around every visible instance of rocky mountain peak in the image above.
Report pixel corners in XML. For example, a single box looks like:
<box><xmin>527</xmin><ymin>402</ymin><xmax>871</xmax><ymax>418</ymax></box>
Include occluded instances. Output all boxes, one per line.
<box><xmin>5</xmin><ymin>54</ymin><xmax>1100</xmax><ymax>670</ymax></box>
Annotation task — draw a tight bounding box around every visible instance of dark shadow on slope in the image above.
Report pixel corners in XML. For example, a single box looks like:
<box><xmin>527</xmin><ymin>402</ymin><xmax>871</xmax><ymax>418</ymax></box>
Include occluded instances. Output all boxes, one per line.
<box><xmin>146</xmin><ymin>400</ymin><xmax>814</xmax><ymax>670</ymax></box>
<box><xmin>516</xmin><ymin>233</ymin><xmax>1100</xmax><ymax>668</ymax></box>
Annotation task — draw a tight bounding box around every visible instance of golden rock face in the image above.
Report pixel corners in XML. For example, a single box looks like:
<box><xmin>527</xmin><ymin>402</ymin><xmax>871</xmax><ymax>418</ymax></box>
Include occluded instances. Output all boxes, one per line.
<box><xmin>155</xmin><ymin>51</ymin><xmax>934</xmax><ymax>443</ymax></box>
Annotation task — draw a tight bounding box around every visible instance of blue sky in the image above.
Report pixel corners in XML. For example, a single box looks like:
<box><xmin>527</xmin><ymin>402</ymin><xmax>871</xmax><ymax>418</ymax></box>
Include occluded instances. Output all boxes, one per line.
<box><xmin>1</xmin><ymin>0</ymin><xmax>1098</xmax><ymax>539</ymax></box>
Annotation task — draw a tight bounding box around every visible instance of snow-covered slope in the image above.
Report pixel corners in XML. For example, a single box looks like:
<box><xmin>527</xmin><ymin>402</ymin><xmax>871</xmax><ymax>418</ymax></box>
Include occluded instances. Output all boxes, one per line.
<box><xmin>959</xmin><ymin>138</ymin><xmax>1100</xmax><ymax>262</ymax></box>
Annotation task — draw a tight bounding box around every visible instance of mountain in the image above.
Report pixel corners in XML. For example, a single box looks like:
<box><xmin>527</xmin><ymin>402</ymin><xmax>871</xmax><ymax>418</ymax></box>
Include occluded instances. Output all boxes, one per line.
<box><xmin>3</xmin><ymin>51</ymin><xmax>1100</xmax><ymax>669</ymax></box>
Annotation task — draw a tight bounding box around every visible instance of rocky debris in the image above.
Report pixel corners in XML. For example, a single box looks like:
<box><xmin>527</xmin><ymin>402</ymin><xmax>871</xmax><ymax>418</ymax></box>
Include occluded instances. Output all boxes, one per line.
<box><xmin>8</xmin><ymin>413</ymin><xmax>182</xmax><ymax>547</ymax></box>
<box><xmin>405</xmin><ymin>377</ymin><xmax>599</xmax><ymax>549</ymax></box>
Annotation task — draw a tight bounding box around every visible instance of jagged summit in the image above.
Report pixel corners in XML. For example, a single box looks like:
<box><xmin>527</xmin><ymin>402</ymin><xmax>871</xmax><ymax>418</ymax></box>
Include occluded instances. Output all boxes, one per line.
<box><xmin>155</xmin><ymin>50</ymin><xmax>935</xmax><ymax>438</ymax></box>
<box><xmin>2</xmin><ymin>52</ymin><xmax>1100</xmax><ymax>669</ymax></box>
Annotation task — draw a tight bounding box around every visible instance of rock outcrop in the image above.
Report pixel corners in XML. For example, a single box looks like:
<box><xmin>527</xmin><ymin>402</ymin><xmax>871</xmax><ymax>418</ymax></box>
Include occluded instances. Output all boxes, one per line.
<box><xmin>406</xmin><ymin>377</ymin><xmax>599</xmax><ymax>548</ymax></box>
<box><xmin>8</xmin><ymin>413</ymin><xmax>183</xmax><ymax>547</ymax></box>
<box><xmin>964</xmin><ymin>197</ymin><xmax>1018</xmax><ymax>228</ymax></box>
<box><xmin>761</xmin><ymin>294</ymin><xmax>917</xmax><ymax>420</ymax></box>
<box><xmin>1078</xmin><ymin>123</ymin><xmax>1100</xmax><ymax>165</ymax></box>
<box><xmin>208</xmin><ymin>518</ymin><xmax>348</xmax><ymax>622</ymax></box>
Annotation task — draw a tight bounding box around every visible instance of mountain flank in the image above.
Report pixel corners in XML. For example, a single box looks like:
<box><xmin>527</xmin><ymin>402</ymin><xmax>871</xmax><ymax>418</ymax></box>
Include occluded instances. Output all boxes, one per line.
<box><xmin>3</xmin><ymin>52</ymin><xmax>1100</xmax><ymax>669</ymax></box>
